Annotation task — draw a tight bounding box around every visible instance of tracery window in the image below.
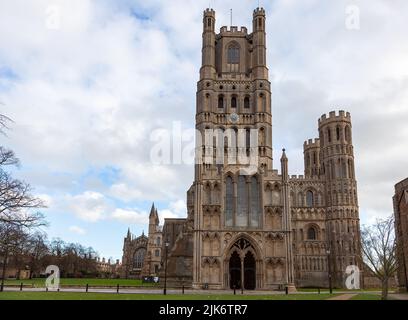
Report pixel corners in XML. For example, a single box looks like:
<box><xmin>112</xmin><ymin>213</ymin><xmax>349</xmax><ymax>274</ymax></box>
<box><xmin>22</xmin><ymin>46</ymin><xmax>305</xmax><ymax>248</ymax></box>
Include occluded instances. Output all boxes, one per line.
<box><xmin>227</xmin><ymin>42</ymin><xmax>240</xmax><ymax>73</ymax></box>
<box><xmin>133</xmin><ymin>248</ymin><xmax>146</xmax><ymax>269</ymax></box>
<box><xmin>224</xmin><ymin>175</ymin><xmax>261</xmax><ymax>228</ymax></box>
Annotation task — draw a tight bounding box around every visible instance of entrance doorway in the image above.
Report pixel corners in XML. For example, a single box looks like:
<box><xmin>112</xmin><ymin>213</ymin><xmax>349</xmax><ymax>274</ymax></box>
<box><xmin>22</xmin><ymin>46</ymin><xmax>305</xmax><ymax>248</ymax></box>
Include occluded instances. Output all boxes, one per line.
<box><xmin>228</xmin><ymin>238</ymin><xmax>257</xmax><ymax>290</ymax></box>
<box><xmin>229</xmin><ymin>251</ymin><xmax>241</xmax><ymax>289</ymax></box>
<box><xmin>244</xmin><ymin>251</ymin><xmax>256</xmax><ymax>290</ymax></box>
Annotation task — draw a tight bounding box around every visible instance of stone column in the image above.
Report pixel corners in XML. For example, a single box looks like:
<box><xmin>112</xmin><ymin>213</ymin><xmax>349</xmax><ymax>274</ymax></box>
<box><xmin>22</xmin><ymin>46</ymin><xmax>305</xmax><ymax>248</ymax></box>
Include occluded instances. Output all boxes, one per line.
<box><xmin>281</xmin><ymin>149</ymin><xmax>297</xmax><ymax>292</ymax></box>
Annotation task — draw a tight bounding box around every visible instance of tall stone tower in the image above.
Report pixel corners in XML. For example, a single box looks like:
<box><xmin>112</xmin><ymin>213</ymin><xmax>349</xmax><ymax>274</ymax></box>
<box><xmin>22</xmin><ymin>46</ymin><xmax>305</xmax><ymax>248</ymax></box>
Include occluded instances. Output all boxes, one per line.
<box><xmin>191</xmin><ymin>7</ymin><xmax>290</xmax><ymax>291</ymax></box>
<box><xmin>196</xmin><ymin>7</ymin><xmax>272</xmax><ymax>172</ymax></box>
<box><xmin>318</xmin><ymin>111</ymin><xmax>361</xmax><ymax>286</ymax></box>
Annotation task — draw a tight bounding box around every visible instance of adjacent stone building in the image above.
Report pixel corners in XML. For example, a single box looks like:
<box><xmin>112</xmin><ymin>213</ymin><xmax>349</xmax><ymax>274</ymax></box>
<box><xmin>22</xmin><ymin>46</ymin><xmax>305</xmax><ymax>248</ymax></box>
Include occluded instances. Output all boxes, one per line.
<box><xmin>121</xmin><ymin>230</ymin><xmax>148</xmax><ymax>278</ymax></box>
<box><xmin>394</xmin><ymin>177</ymin><xmax>408</xmax><ymax>292</ymax></box>
<box><xmin>123</xmin><ymin>7</ymin><xmax>363</xmax><ymax>290</ymax></box>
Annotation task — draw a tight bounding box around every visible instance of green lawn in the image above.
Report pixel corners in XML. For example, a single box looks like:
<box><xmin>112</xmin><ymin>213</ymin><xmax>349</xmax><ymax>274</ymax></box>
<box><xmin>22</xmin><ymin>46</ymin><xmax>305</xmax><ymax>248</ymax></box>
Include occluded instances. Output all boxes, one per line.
<box><xmin>0</xmin><ymin>292</ymin><xmax>337</xmax><ymax>300</ymax></box>
<box><xmin>350</xmin><ymin>293</ymin><xmax>381</xmax><ymax>300</ymax></box>
<box><xmin>297</xmin><ymin>288</ymin><xmax>387</xmax><ymax>293</ymax></box>
<box><xmin>3</xmin><ymin>278</ymin><xmax>158</xmax><ymax>288</ymax></box>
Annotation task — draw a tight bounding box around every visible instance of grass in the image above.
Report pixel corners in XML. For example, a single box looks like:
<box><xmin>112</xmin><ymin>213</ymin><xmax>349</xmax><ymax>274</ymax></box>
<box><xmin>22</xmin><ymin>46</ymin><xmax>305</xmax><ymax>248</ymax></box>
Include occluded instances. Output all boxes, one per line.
<box><xmin>0</xmin><ymin>292</ymin><xmax>338</xmax><ymax>300</ymax></box>
<box><xmin>350</xmin><ymin>293</ymin><xmax>381</xmax><ymax>300</ymax></box>
<box><xmin>3</xmin><ymin>278</ymin><xmax>158</xmax><ymax>288</ymax></box>
<box><xmin>297</xmin><ymin>288</ymin><xmax>388</xmax><ymax>293</ymax></box>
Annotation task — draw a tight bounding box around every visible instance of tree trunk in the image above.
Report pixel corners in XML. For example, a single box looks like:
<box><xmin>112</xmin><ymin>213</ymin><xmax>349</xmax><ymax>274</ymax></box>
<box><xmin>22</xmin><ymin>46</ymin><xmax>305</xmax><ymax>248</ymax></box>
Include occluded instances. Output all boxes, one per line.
<box><xmin>0</xmin><ymin>248</ymin><xmax>9</xmax><ymax>292</ymax></box>
<box><xmin>381</xmin><ymin>277</ymin><xmax>389</xmax><ymax>300</ymax></box>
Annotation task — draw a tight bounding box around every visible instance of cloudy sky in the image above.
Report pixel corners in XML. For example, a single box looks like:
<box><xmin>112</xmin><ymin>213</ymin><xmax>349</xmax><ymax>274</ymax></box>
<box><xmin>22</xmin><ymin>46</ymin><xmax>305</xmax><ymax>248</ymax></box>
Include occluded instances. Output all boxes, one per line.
<box><xmin>0</xmin><ymin>0</ymin><xmax>407</xmax><ymax>260</ymax></box>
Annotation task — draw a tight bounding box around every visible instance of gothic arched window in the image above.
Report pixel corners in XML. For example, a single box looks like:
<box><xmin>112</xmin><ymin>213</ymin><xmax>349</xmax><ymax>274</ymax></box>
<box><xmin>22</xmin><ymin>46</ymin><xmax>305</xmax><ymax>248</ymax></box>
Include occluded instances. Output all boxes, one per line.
<box><xmin>306</xmin><ymin>190</ymin><xmax>314</xmax><ymax>207</ymax></box>
<box><xmin>237</xmin><ymin>176</ymin><xmax>248</xmax><ymax>226</ymax></box>
<box><xmin>218</xmin><ymin>95</ymin><xmax>224</xmax><ymax>109</ymax></box>
<box><xmin>250</xmin><ymin>176</ymin><xmax>260</xmax><ymax>227</ymax></box>
<box><xmin>244</xmin><ymin>96</ymin><xmax>250</xmax><ymax>109</ymax></box>
<box><xmin>345</xmin><ymin>126</ymin><xmax>351</xmax><ymax>143</ymax></box>
<box><xmin>231</xmin><ymin>96</ymin><xmax>237</xmax><ymax>108</ymax></box>
<box><xmin>225</xmin><ymin>176</ymin><xmax>233</xmax><ymax>226</ymax></box>
<box><xmin>307</xmin><ymin>227</ymin><xmax>317</xmax><ymax>240</ymax></box>
<box><xmin>227</xmin><ymin>43</ymin><xmax>240</xmax><ymax>64</ymax></box>
<box><xmin>224</xmin><ymin>175</ymin><xmax>261</xmax><ymax>228</ymax></box>
<box><xmin>227</xmin><ymin>42</ymin><xmax>240</xmax><ymax>73</ymax></box>
<box><xmin>133</xmin><ymin>248</ymin><xmax>146</xmax><ymax>269</ymax></box>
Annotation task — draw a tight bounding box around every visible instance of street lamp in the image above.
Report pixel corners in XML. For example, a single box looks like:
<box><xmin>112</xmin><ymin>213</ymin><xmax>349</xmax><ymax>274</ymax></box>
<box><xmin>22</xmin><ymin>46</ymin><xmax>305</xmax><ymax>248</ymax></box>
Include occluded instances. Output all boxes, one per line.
<box><xmin>163</xmin><ymin>239</ymin><xmax>169</xmax><ymax>295</ymax></box>
<box><xmin>326</xmin><ymin>249</ymin><xmax>333</xmax><ymax>294</ymax></box>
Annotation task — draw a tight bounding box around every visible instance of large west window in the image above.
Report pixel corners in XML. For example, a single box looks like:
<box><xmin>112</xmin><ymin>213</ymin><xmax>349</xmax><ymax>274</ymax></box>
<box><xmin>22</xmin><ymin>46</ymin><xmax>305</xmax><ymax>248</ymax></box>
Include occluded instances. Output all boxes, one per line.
<box><xmin>225</xmin><ymin>175</ymin><xmax>261</xmax><ymax>228</ymax></box>
<box><xmin>227</xmin><ymin>42</ymin><xmax>240</xmax><ymax>73</ymax></box>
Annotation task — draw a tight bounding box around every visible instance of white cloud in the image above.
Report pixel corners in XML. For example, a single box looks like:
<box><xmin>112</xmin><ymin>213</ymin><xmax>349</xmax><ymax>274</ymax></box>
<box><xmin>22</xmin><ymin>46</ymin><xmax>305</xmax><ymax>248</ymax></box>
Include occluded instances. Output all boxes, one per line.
<box><xmin>68</xmin><ymin>225</ymin><xmax>86</xmax><ymax>235</ymax></box>
<box><xmin>111</xmin><ymin>208</ymin><xmax>148</xmax><ymax>225</ymax></box>
<box><xmin>157</xmin><ymin>199</ymin><xmax>187</xmax><ymax>222</ymax></box>
<box><xmin>66</xmin><ymin>191</ymin><xmax>109</xmax><ymax>222</ymax></box>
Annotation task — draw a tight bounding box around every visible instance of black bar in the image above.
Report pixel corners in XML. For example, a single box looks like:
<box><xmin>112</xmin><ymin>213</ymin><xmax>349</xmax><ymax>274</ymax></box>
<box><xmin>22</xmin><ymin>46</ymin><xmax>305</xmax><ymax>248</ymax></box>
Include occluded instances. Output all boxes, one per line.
<box><xmin>116</xmin><ymin>284</ymin><xmax>119</xmax><ymax>293</ymax></box>
<box><xmin>20</xmin><ymin>282</ymin><xmax>23</xmax><ymax>291</ymax></box>
<box><xmin>86</xmin><ymin>284</ymin><xmax>89</xmax><ymax>293</ymax></box>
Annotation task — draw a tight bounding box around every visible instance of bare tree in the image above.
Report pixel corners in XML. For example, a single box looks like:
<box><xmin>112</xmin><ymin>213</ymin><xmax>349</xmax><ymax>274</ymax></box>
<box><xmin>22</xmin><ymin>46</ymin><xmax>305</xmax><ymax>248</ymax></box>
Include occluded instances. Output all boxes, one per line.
<box><xmin>26</xmin><ymin>232</ymin><xmax>49</xmax><ymax>278</ymax></box>
<box><xmin>361</xmin><ymin>215</ymin><xmax>397</xmax><ymax>300</ymax></box>
<box><xmin>0</xmin><ymin>113</ymin><xmax>47</xmax><ymax>290</ymax></box>
<box><xmin>0</xmin><ymin>223</ymin><xmax>27</xmax><ymax>290</ymax></box>
<box><xmin>0</xmin><ymin>114</ymin><xmax>12</xmax><ymax>136</ymax></box>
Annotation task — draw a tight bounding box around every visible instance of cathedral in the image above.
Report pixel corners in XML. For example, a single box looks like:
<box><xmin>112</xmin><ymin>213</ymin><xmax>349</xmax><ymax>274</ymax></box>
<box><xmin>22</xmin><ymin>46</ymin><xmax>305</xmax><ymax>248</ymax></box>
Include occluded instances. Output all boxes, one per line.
<box><xmin>122</xmin><ymin>7</ymin><xmax>362</xmax><ymax>290</ymax></box>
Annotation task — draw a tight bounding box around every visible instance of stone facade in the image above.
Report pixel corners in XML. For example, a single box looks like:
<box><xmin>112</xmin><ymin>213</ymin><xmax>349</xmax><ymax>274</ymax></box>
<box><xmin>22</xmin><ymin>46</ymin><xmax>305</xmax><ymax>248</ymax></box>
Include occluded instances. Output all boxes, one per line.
<box><xmin>121</xmin><ymin>230</ymin><xmax>148</xmax><ymax>278</ymax></box>
<box><xmin>393</xmin><ymin>177</ymin><xmax>408</xmax><ymax>292</ymax></box>
<box><xmin>123</xmin><ymin>7</ymin><xmax>363</xmax><ymax>290</ymax></box>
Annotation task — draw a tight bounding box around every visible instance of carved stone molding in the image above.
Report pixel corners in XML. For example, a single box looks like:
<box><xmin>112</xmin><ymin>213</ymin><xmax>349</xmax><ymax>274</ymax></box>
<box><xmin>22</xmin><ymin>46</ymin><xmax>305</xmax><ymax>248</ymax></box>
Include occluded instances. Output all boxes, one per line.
<box><xmin>202</xmin><ymin>204</ymin><xmax>221</xmax><ymax>215</ymax></box>
<box><xmin>265</xmin><ymin>206</ymin><xmax>283</xmax><ymax>216</ymax></box>
<box><xmin>265</xmin><ymin>257</ymin><xmax>285</xmax><ymax>266</ymax></box>
<box><xmin>265</xmin><ymin>232</ymin><xmax>285</xmax><ymax>241</ymax></box>
<box><xmin>201</xmin><ymin>256</ymin><xmax>220</xmax><ymax>267</ymax></box>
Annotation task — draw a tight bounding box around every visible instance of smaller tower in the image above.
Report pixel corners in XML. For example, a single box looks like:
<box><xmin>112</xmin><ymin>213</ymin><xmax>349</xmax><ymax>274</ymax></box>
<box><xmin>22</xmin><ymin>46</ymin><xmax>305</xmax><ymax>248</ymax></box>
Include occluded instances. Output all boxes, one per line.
<box><xmin>143</xmin><ymin>203</ymin><xmax>163</xmax><ymax>277</ymax></box>
<box><xmin>149</xmin><ymin>203</ymin><xmax>159</xmax><ymax>235</ymax></box>
<box><xmin>200</xmin><ymin>8</ymin><xmax>216</xmax><ymax>80</ymax></box>
<box><xmin>319</xmin><ymin>110</ymin><xmax>361</xmax><ymax>287</ymax></box>
<box><xmin>252</xmin><ymin>7</ymin><xmax>267</xmax><ymax>80</ymax></box>
<box><xmin>303</xmin><ymin>138</ymin><xmax>321</xmax><ymax>178</ymax></box>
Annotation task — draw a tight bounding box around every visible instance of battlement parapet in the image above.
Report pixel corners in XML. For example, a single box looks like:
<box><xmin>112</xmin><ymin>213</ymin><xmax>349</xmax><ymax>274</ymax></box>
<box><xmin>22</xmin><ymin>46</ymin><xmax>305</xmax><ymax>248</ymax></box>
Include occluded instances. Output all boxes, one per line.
<box><xmin>318</xmin><ymin>110</ymin><xmax>351</xmax><ymax>126</ymax></box>
<box><xmin>219</xmin><ymin>26</ymin><xmax>248</xmax><ymax>35</ymax></box>
<box><xmin>303</xmin><ymin>138</ymin><xmax>320</xmax><ymax>149</ymax></box>
<box><xmin>204</xmin><ymin>8</ymin><xmax>215</xmax><ymax>16</ymax></box>
<box><xmin>253</xmin><ymin>7</ymin><xmax>266</xmax><ymax>15</ymax></box>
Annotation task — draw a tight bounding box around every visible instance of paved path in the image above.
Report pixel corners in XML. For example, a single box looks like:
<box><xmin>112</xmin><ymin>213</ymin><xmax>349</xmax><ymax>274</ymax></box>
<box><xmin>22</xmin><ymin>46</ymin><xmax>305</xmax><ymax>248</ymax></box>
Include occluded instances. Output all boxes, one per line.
<box><xmin>327</xmin><ymin>293</ymin><xmax>356</xmax><ymax>300</ymax></box>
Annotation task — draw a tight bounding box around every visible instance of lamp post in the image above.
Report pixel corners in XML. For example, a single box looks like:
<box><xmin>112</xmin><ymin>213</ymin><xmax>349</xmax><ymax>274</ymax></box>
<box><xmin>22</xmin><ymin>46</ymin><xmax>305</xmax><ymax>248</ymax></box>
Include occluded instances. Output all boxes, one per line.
<box><xmin>326</xmin><ymin>249</ymin><xmax>333</xmax><ymax>294</ymax></box>
<box><xmin>163</xmin><ymin>239</ymin><xmax>169</xmax><ymax>295</ymax></box>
